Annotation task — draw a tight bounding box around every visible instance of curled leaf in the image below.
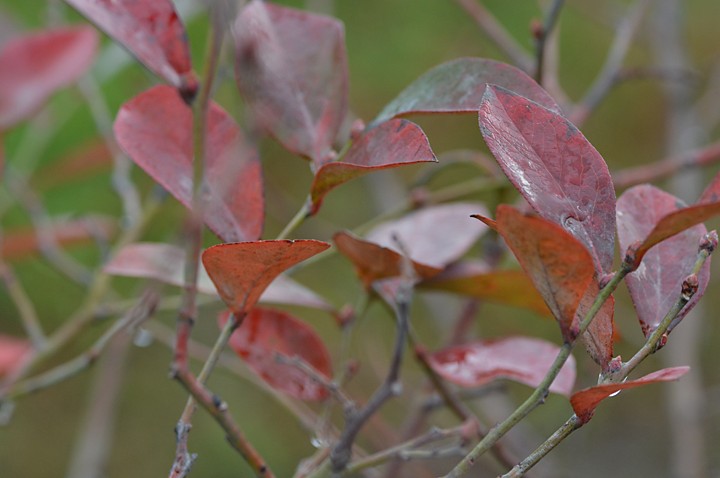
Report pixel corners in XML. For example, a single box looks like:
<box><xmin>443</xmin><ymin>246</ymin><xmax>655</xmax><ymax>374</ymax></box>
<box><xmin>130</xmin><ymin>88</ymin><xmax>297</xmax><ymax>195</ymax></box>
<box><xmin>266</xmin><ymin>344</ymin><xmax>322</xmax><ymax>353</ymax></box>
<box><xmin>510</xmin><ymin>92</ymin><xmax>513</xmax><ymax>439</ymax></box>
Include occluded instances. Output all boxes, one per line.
<box><xmin>309</xmin><ymin>119</ymin><xmax>436</xmax><ymax>214</ymax></box>
<box><xmin>234</xmin><ymin>1</ymin><xmax>348</xmax><ymax>164</ymax></box>
<box><xmin>0</xmin><ymin>27</ymin><xmax>98</xmax><ymax>130</ymax></box>
<box><xmin>427</xmin><ymin>336</ymin><xmax>576</xmax><ymax>397</ymax></box>
<box><xmin>114</xmin><ymin>85</ymin><xmax>264</xmax><ymax>243</ymax></box>
<box><xmin>222</xmin><ymin>308</ymin><xmax>332</xmax><ymax>401</ymax></box>
<box><xmin>617</xmin><ymin>185</ymin><xmax>711</xmax><ymax>336</ymax></box>
<box><xmin>374</xmin><ymin>58</ymin><xmax>560</xmax><ymax>125</ymax></box>
<box><xmin>479</xmin><ymin>86</ymin><xmax>616</xmax><ymax>273</ymax></box>
<box><xmin>65</xmin><ymin>0</ymin><xmax>197</xmax><ymax>98</ymax></box>
<box><xmin>202</xmin><ymin>240</ymin><xmax>330</xmax><ymax>316</ymax></box>
<box><xmin>570</xmin><ymin>366</ymin><xmax>689</xmax><ymax>424</ymax></box>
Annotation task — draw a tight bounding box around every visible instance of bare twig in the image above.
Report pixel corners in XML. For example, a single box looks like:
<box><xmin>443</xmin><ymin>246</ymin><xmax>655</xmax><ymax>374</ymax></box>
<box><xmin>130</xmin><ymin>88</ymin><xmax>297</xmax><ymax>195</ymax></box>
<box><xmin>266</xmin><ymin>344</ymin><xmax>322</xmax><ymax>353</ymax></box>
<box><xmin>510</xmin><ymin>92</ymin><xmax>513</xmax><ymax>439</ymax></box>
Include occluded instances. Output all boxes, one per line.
<box><xmin>533</xmin><ymin>0</ymin><xmax>565</xmax><ymax>85</ymax></box>
<box><xmin>0</xmin><ymin>258</ymin><xmax>46</xmax><ymax>349</ymax></box>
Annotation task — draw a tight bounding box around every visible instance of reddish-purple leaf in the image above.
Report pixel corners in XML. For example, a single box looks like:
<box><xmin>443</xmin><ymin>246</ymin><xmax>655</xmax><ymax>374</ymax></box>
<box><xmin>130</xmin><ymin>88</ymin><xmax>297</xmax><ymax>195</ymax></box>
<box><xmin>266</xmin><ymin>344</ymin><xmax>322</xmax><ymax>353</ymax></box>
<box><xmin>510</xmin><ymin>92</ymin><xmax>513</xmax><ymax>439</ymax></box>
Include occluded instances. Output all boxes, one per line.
<box><xmin>698</xmin><ymin>170</ymin><xmax>720</xmax><ymax>204</ymax></box>
<box><xmin>234</xmin><ymin>1</ymin><xmax>348</xmax><ymax>165</ymax></box>
<box><xmin>570</xmin><ymin>366</ymin><xmax>689</xmax><ymax>424</ymax></box>
<box><xmin>104</xmin><ymin>242</ymin><xmax>335</xmax><ymax>312</ymax></box>
<box><xmin>420</xmin><ymin>261</ymin><xmax>551</xmax><ymax>317</ymax></box>
<box><xmin>65</xmin><ymin>0</ymin><xmax>197</xmax><ymax>98</ymax></box>
<box><xmin>374</xmin><ymin>58</ymin><xmax>560</xmax><ymax>125</ymax></box>
<box><xmin>114</xmin><ymin>85</ymin><xmax>264</xmax><ymax>243</ymax></box>
<box><xmin>496</xmin><ymin>206</ymin><xmax>614</xmax><ymax>368</ymax></box>
<box><xmin>202</xmin><ymin>240</ymin><xmax>330</xmax><ymax>316</ymax></box>
<box><xmin>479</xmin><ymin>86</ymin><xmax>616</xmax><ymax>273</ymax></box>
<box><xmin>309</xmin><ymin>119</ymin><xmax>436</xmax><ymax>214</ymax></box>
<box><xmin>222</xmin><ymin>308</ymin><xmax>332</xmax><ymax>401</ymax></box>
<box><xmin>427</xmin><ymin>337</ymin><xmax>576</xmax><ymax>397</ymax></box>
<box><xmin>617</xmin><ymin>185</ymin><xmax>711</xmax><ymax>336</ymax></box>
<box><xmin>0</xmin><ymin>27</ymin><xmax>98</xmax><ymax>130</ymax></box>
<box><xmin>0</xmin><ymin>335</ymin><xmax>30</xmax><ymax>377</ymax></box>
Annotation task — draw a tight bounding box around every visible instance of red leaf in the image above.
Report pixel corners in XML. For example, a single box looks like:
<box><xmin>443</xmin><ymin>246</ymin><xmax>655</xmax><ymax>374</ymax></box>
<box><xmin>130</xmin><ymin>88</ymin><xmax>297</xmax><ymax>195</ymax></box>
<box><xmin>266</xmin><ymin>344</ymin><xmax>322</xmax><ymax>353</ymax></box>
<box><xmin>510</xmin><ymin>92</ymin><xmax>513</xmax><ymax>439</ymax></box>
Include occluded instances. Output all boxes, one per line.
<box><xmin>222</xmin><ymin>308</ymin><xmax>332</xmax><ymax>401</ymax></box>
<box><xmin>114</xmin><ymin>85</ymin><xmax>264</xmax><ymax>243</ymax></box>
<box><xmin>427</xmin><ymin>337</ymin><xmax>576</xmax><ymax>397</ymax></box>
<box><xmin>420</xmin><ymin>261</ymin><xmax>552</xmax><ymax>317</ymax></box>
<box><xmin>479</xmin><ymin>86</ymin><xmax>616</xmax><ymax>273</ymax></box>
<box><xmin>309</xmin><ymin>119</ymin><xmax>436</xmax><ymax>214</ymax></box>
<box><xmin>570</xmin><ymin>366</ymin><xmax>689</xmax><ymax>424</ymax></box>
<box><xmin>104</xmin><ymin>242</ymin><xmax>334</xmax><ymax>312</ymax></box>
<box><xmin>202</xmin><ymin>240</ymin><xmax>330</xmax><ymax>316</ymax></box>
<box><xmin>65</xmin><ymin>0</ymin><xmax>197</xmax><ymax>98</ymax></box>
<box><xmin>0</xmin><ymin>335</ymin><xmax>30</xmax><ymax>377</ymax></box>
<box><xmin>1</xmin><ymin>217</ymin><xmax>116</xmax><ymax>261</ymax></box>
<box><xmin>33</xmin><ymin>139</ymin><xmax>112</xmax><ymax>189</ymax></box>
<box><xmin>0</xmin><ymin>27</ymin><xmax>98</xmax><ymax>130</ymax></box>
<box><xmin>617</xmin><ymin>185</ymin><xmax>711</xmax><ymax>336</ymax></box>
<box><xmin>234</xmin><ymin>1</ymin><xmax>348</xmax><ymax>165</ymax></box>
<box><xmin>496</xmin><ymin>206</ymin><xmax>614</xmax><ymax>368</ymax></box>
<box><xmin>374</xmin><ymin>58</ymin><xmax>560</xmax><ymax>125</ymax></box>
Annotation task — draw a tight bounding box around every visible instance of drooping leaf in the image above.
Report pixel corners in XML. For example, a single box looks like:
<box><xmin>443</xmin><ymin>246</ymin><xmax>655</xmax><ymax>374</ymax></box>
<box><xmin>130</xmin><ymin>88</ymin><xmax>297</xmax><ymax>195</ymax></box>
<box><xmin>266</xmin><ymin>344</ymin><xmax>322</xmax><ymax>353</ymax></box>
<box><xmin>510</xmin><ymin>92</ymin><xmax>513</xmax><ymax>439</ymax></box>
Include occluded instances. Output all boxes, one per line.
<box><xmin>495</xmin><ymin>206</ymin><xmax>614</xmax><ymax>368</ymax></box>
<box><xmin>1</xmin><ymin>217</ymin><xmax>116</xmax><ymax>261</ymax></box>
<box><xmin>234</xmin><ymin>1</ymin><xmax>348</xmax><ymax>165</ymax></box>
<box><xmin>427</xmin><ymin>336</ymin><xmax>576</xmax><ymax>397</ymax></box>
<box><xmin>0</xmin><ymin>335</ymin><xmax>30</xmax><ymax>377</ymax></box>
<box><xmin>309</xmin><ymin>119</ymin><xmax>436</xmax><ymax>214</ymax></box>
<box><xmin>114</xmin><ymin>85</ymin><xmax>264</xmax><ymax>243</ymax></box>
<box><xmin>617</xmin><ymin>185</ymin><xmax>711</xmax><ymax>336</ymax></box>
<box><xmin>104</xmin><ymin>242</ymin><xmax>335</xmax><ymax>312</ymax></box>
<box><xmin>0</xmin><ymin>27</ymin><xmax>98</xmax><ymax>130</ymax></box>
<box><xmin>420</xmin><ymin>261</ymin><xmax>551</xmax><ymax>317</ymax></box>
<box><xmin>65</xmin><ymin>0</ymin><xmax>197</xmax><ymax>99</ymax></box>
<box><xmin>479</xmin><ymin>86</ymin><xmax>616</xmax><ymax>273</ymax></box>
<box><xmin>374</xmin><ymin>58</ymin><xmax>560</xmax><ymax>125</ymax></box>
<box><xmin>202</xmin><ymin>240</ymin><xmax>330</xmax><ymax>316</ymax></box>
<box><xmin>334</xmin><ymin>231</ymin><xmax>440</xmax><ymax>288</ymax></box>
<box><xmin>222</xmin><ymin>308</ymin><xmax>332</xmax><ymax>401</ymax></box>
<box><xmin>570</xmin><ymin>366</ymin><xmax>689</xmax><ymax>424</ymax></box>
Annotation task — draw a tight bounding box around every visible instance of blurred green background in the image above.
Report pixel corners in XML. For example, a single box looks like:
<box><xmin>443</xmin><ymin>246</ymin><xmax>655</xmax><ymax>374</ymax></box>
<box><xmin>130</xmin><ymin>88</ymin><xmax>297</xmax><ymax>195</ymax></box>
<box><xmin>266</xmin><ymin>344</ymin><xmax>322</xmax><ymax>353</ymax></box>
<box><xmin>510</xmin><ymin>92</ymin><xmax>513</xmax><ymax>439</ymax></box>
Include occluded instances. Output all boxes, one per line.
<box><xmin>2</xmin><ymin>0</ymin><xmax>720</xmax><ymax>477</ymax></box>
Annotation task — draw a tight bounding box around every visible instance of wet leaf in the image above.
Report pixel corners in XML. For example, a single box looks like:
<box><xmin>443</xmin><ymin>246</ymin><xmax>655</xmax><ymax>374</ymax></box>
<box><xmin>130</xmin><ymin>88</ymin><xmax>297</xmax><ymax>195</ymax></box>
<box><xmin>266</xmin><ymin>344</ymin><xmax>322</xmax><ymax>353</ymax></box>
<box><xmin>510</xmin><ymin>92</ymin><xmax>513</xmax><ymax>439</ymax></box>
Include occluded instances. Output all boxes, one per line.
<box><xmin>1</xmin><ymin>217</ymin><xmax>116</xmax><ymax>261</ymax></box>
<box><xmin>65</xmin><ymin>0</ymin><xmax>197</xmax><ymax>98</ymax></box>
<box><xmin>0</xmin><ymin>27</ymin><xmax>98</xmax><ymax>130</ymax></box>
<box><xmin>309</xmin><ymin>119</ymin><xmax>436</xmax><ymax>214</ymax></box>
<box><xmin>617</xmin><ymin>185</ymin><xmax>711</xmax><ymax>336</ymax></box>
<box><xmin>479</xmin><ymin>86</ymin><xmax>616</xmax><ymax>273</ymax></box>
<box><xmin>420</xmin><ymin>261</ymin><xmax>551</xmax><ymax>317</ymax></box>
<box><xmin>104</xmin><ymin>242</ymin><xmax>334</xmax><ymax>312</ymax></box>
<box><xmin>0</xmin><ymin>335</ymin><xmax>30</xmax><ymax>377</ymax></box>
<box><xmin>427</xmin><ymin>336</ymin><xmax>576</xmax><ymax>397</ymax></box>
<box><xmin>570</xmin><ymin>366</ymin><xmax>689</xmax><ymax>424</ymax></box>
<box><xmin>222</xmin><ymin>308</ymin><xmax>332</xmax><ymax>401</ymax></box>
<box><xmin>495</xmin><ymin>205</ymin><xmax>614</xmax><ymax>368</ymax></box>
<box><xmin>374</xmin><ymin>58</ymin><xmax>559</xmax><ymax>125</ymax></box>
<box><xmin>114</xmin><ymin>85</ymin><xmax>264</xmax><ymax>243</ymax></box>
<box><xmin>234</xmin><ymin>1</ymin><xmax>348</xmax><ymax>165</ymax></box>
<box><xmin>202</xmin><ymin>240</ymin><xmax>330</xmax><ymax>315</ymax></box>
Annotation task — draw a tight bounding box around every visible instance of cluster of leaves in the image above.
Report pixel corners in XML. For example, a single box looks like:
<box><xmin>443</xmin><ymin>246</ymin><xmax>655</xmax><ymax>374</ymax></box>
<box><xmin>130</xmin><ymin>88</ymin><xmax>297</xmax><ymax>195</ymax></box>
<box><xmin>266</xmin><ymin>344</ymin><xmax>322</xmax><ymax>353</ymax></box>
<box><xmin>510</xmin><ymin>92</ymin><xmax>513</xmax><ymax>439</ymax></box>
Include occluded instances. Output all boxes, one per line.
<box><xmin>1</xmin><ymin>1</ymin><xmax>720</xmax><ymax>477</ymax></box>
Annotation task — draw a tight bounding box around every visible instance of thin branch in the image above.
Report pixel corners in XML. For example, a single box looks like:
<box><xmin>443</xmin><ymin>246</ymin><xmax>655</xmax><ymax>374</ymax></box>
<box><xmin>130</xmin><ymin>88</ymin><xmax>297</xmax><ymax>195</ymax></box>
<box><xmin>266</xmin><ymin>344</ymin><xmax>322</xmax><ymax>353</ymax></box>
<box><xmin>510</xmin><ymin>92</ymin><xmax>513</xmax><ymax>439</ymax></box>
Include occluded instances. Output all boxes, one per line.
<box><xmin>569</xmin><ymin>0</ymin><xmax>652</xmax><ymax>127</ymax></box>
<box><xmin>0</xmin><ymin>258</ymin><xmax>46</xmax><ymax>349</ymax></box>
<box><xmin>275</xmin><ymin>354</ymin><xmax>355</xmax><ymax>410</ymax></box>
<box><xmin>453</xmin><ymin>0</ymin><xmax>533</xmax><ymax>72</ymax></box>
<box><xmin>533</xmin><ymin>0</ymin><xmax>565</xmax><ymax>85</ymax></box>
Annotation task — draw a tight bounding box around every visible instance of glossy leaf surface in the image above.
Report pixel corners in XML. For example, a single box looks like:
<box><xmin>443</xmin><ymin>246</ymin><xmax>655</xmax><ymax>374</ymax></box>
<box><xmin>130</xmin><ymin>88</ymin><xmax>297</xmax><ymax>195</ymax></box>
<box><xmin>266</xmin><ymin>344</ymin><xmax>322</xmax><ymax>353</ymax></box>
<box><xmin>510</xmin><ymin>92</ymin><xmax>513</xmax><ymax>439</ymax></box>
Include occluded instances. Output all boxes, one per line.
<box><xmin>0</xmin><ymin>335</ymin><xmax>30</xmax><ymax>377</ymax></box>
<box><xmin>114</xmin><ymin>85</ymin><xmax>264</xmax><ymax>243</ymax></box>
<box><xmin>309</xmin><ymin>119</ymin><xmax>436</xmax><ymax>214</ymax></box>
<box><xmin>428</xmin><ymin>336</ymin><xmax>576</xmax><ymax>396</ymax></box>
<box><xmin>496</xmin><ymin>206</ymin><xmax>614</xmax><ymax>368</ymax></box>
<box><xmin>420</xmin><ymin>262</ymin><xmax>551</xmax><ymax>317</ymax></box>
<box><xmin>0</xmin><ymin>27</ymin><xmax>98</xmax><ymax>130</ymax></box>
<box><xmin>234</xmin><ymin>1</ymin><xmax>348</xmax><ymax>164</ymax></box>
<box><xmin>202</xmin><ymin>240</ymin><xmax>330</xmax><ymax>315</ymax></box>
<box><xmin>617</xmin><ymin>185</ymin><xmax>711</xmax><ymax>336</ymax></box>
<box><xmin>480</xmin><ymin>86</ymin><xmax>616</xmax><ymax>273</ymax></box>
<box><xmin>65</xmin><ymin>0</ymin><xmax>197</xmax><ymax>97</ymax></box>
<box><xmin>104</xmin><ymin>243</ymin><xmax>334</xmax><ymax>312</ymax></box>
<box><xmin>222</xmin><ymin>308</ymin><xmax>332</xmax><ymax>401</ymax></box>
<box><xmin>570</xmin><ymin>366</ymin><xmax>689</xmax><ymax>424</ymax></box>
<box><xmin>374</xmin><ymin>58</ymin><xmax>559</xmax><ymax>125</ymax></box>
